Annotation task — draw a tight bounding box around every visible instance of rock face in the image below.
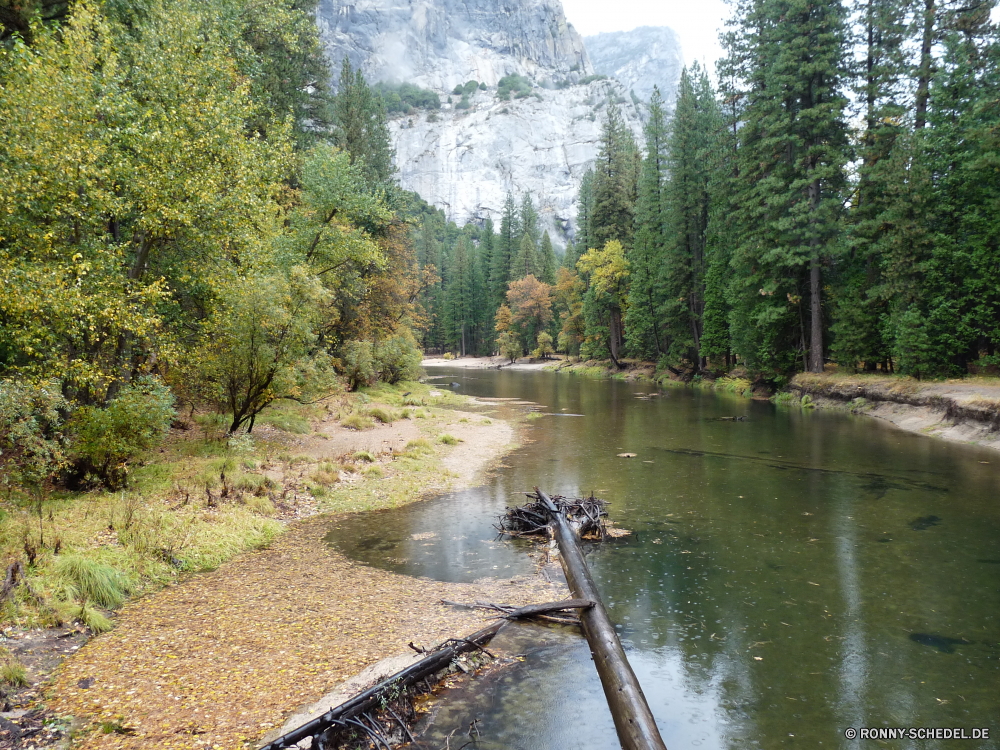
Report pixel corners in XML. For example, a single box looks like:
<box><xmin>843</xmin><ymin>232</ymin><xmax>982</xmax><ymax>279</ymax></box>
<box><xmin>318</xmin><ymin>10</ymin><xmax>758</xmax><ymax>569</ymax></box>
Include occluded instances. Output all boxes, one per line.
<box><xmin>316</xmin><ymin>0</ymin><xmax>592</xmax><ymax>91</ymax></box>
<box><xmin>315</xmin><ymin>1</ymin><xmax>674</xmax><ymax>242</ymax></box>
<box><xmin>585</xmin><ymin>27</ymin><xmax>684</xmax><ymax>105</ymax></box>
<box><xmin>390</xmin><ymin>80</ymin><xmax>644</xmax><ymax>242</ymax></box>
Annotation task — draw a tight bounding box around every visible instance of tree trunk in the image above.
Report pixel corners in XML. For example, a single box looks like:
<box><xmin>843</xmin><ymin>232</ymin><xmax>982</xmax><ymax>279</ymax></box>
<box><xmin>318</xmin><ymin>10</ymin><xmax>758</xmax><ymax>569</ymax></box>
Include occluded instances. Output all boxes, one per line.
<box><xmin>914</xmin><ymin>0</ymin><xmax>936</xmax><ymax>130</ymax></box>
<box><xmin>809</xmin><ymin>255</ymin><xmax>824</xmax><ymax>373</ymax></box>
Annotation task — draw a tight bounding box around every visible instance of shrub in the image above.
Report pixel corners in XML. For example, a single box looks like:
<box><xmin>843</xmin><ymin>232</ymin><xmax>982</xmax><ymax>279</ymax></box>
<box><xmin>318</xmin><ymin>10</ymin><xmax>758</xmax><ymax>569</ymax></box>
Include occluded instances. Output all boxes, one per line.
<box><xmin>70</xmin><ymin>376</ymin><xmax>175</xmax><ymax>489</ymax></box>
<box><xmin>339</xmin><ymin>340</ymin><xmax>376</xmax><ymax>391</ymax></box>
<box><xmin>374</xmin><ymin>81</ymin><xmax>441</xmax><ymax>113</ymax></box>
<box><xmin>0</xmin><ymin>379</ymin><xmax>68</xmax><ymax>496</ymax></box>
<box><xmin>497</xmin><ymin>74</ymin><xmax>532</xmax><ymax>100</ymax></box>
<box><xmin>442</xmin><ymin>352</ymin><xmax>455</xmax><ymax>361</ymax></box>
<box><xmin>373</xmin><ymin>332</ymin><xmax>423</xmax><ymax>384</ymax></box>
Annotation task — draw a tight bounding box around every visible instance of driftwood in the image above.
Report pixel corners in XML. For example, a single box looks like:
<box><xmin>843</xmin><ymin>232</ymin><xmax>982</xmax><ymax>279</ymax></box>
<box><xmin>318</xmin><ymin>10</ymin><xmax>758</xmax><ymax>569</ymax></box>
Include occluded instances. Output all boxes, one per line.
<box><xmin>496</xmin><ymin>492</ymin><xmax>607</xmax><ymax>538</ymax></box>
<box><xmin>440</xmin><ymin>598</ymin><xmax>594</xmax><ymax>625</ymax></box>
<box><xmin>532</xmin><ymin>489</ymin><xmax>667</xmax><ymax>750</ymax></box>
<box><xmin>258</xmin><ymin>620</ymin><xmax>505</xmax><ymax>750</ymax></box>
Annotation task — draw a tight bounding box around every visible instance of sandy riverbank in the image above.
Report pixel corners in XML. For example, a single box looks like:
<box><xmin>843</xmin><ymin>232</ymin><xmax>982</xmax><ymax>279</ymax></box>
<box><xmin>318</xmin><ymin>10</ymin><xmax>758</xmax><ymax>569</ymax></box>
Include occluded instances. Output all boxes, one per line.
<box><xmin>422</xmin><ymin>355</ymin><xmax>554</xmax><ymax>371</ymax></box>
<box><xmin>790</xmin><ymin>373</ymin><xmax>1000</xmax><ymax>452</ymax></box>
<box><xmin>40</xmin><ymin>394</ymin><xmax>558</xmax><ymax>750</ymax></box>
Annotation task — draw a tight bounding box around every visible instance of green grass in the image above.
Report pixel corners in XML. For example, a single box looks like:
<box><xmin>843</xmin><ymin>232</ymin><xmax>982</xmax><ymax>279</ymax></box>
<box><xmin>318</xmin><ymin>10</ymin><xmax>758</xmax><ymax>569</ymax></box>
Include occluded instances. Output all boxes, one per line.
<box><xmin>341</xmin><ymin>413</ymin><xmax>375</xmax><ymax>431</ymax></box>
<box><xmin>53</xmin><ymin>555</ymin><xmax>133</xmax><ymax>609</ymax></box>
<box><xmin>1</xmin><ymin>659</ymin><xmax>28</xmax><ymax>687</ymax></box>
<box><xmin>366</xmin><ymin>407</ymin><xmax>398</xmax><ymax>424</ymax></box>
<box><xmin>437</xmin><ymin>434</ymin><xmax>461</xmax><ymax>446</ymax></box>
<box><xmin>353</xmin><ymin>450</ymin><xmax>376</xmax><ymax>463</ymax></box>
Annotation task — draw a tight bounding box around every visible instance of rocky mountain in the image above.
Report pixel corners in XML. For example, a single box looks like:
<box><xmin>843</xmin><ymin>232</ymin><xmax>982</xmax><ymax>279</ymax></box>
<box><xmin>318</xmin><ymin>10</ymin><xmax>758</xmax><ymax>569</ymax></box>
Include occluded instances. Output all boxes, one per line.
<box><xmin>585</xmin><ymin>27</ymin><xmax>684</xmax><ymax>106</ymax></box>
<box><xmin>315</xmin><ymin>1</ymin><xmax>677</xmax><ymax>243</ymax></box>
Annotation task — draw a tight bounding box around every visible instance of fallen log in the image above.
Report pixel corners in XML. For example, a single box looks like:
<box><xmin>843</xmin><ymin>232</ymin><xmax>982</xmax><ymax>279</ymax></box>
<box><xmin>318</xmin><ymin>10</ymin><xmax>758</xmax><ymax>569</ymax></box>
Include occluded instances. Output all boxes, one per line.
<box><xmin>258</xmin><ymin>620</ymin><xmax>504</xmax><ymax>750</ymax></box>
<box><xmin>440</xmin><ymin>597</ymin><xmax>594</xmax><ymax>625</ymax></box>
<box><xmin>533</xmin><ymin>488</ymin><xmax>667</xmax><ymax>750</ymax></box>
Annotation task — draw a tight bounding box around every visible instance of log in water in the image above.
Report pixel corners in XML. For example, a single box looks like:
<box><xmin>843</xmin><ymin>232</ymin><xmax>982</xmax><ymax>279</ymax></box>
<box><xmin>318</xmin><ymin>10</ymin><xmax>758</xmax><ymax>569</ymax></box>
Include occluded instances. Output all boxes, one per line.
<box><xmin>534</xmin><ymin>489</ymin><xmax>667</xmax><ymax>750</ymax></box>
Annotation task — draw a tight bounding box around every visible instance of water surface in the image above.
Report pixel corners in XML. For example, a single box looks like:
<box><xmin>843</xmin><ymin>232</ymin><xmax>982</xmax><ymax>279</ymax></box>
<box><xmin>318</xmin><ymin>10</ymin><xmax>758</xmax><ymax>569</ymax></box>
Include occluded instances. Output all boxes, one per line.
<box><xmin>327</xmin><ymin>369</ymin><xmax>1000</xmax><ymax>749</ymax></box>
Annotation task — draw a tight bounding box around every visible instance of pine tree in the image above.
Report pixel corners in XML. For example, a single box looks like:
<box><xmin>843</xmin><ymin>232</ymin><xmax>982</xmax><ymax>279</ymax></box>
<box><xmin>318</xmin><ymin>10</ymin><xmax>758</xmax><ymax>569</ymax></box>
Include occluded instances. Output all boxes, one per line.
<box><xmin>624</xmin><ymin>85</ymin><xmax>670</xmax><ymax>360</ymax></box>
<box><xmin>575</xmin><ymin>169</ymin><xmax>595</xmax><ymax>252</ymax></box>
<box><xmin>589</xmin><ymin>105</ymin><xmax>639</xmax><ymax>249</ymax></box>
<box><xmin>332</xmin><ymin>58</ymin><xmax>396</xmax><ymax>191</ymax></box>
<box><xmin>519</xmin><ymin>193</ymin><xmax>539</xmax><ymax>248</ymax></box>
<box><xmin>539</xmin><ymin>231</ymin><xmax>557</xmax><ymax>285</ymax></box>
<box><xmin>658</xmin><ymin>66</ymin><xmax>722</xmax><ymax>372</ymax></box>
<box><xmin>492</xmin><ymin>192</ymin><xmax>520</xmax><ymax>308</ymax></box>
<box><xmin>562</xmin><ymin>239</ymin><xmax>578</xmax><ymax>270</ymax></box>
<box><xmin>444</xmin><ymin>237</ymin><xmax>475</xmax><ymax>355</ymax></box>
<box><xmin>721</xmin><ymin>0</ymin><xmax>850</xmax><ymax>376</ymax></box>
<box><xmin>511</xmin><ymin>233</ymin><xmax>539</xmax><ymax>281</ymax></box>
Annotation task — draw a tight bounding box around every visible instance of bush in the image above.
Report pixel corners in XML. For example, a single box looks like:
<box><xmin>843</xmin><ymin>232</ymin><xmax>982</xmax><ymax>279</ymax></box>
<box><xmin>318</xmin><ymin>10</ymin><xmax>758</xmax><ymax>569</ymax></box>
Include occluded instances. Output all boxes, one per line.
<box><xmin>70</xmin><ymin>376</ymin><xmax>175</xmax><ymax>489</ymax></box>
<box><xmin>374</xmin><ymin>82</ymin><xmax>441</xmax><ymax>113</ymax></box>
<box><xmin>339</xmin><ymin>340</ymin><xmax>376</xmax><ymax>391</ymax></box>
<box><xmin>497</xmin><ymin>74</ymin><xmax>532</xmax><ymax>101</ymax></box>
<box><xmin>373</xmin><ymin>332</ymin><xmax>423</xmax><ymax>384</ymax></box>
<box><xmin>0</xmin><ymin>379</ymin><xmax>68</xmax><ymax>496</ymax></box>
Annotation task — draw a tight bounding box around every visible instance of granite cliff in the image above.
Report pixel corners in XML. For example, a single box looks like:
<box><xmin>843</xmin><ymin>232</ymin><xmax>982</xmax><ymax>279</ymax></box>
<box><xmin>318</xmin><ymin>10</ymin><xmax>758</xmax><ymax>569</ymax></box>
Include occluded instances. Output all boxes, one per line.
<box><xmin>315</xmin><ymin>0</ymin><xmax>681</xmax><ymax>242</ymax></box>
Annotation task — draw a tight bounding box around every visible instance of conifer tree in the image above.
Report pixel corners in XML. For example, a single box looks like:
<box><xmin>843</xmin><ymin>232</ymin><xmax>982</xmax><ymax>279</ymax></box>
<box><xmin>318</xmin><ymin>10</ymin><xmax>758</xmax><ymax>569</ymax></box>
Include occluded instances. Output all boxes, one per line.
<box><xmin>492</xmin><ymin>192</ymin><xmax>520</xmax><ymax>308</ymax></box>
<box><xmin>511</xmin><ymin>233</ymin><xmax>539</xmax><ymax>281</ymax></box>
<box><xmin>519</xmin><ymin>193</ymin><xmax>539</xmax><ymax>248</ymax></box>
<box><xmin>625</xmin><ymin>85</ymin><xmax>670</xmax><ymax>359</ymax></box>
<box><xmin>721</xmin><ymin>0</ymin><xmax>850</xmax><ymax>375</ymax></box>
<box><xmin>333</xmin><ymin>58</ymin><xmax>395</xmax><ymax>191</ymax></box>
<box><xmin>539</xmin><ymin>231</ymin><xmax>557</xmax><ymax>285</ymax></box>
<box><xmin>589</xmin><ymin>105</ymin><xmax>639</xmax><ymax>249</ymax></box>
<box><xmin>658</xmin><ymin>65</ymin><xmax>721</xmax><ymax>371</ymax></box>
<box><xmin>575</xmin><ymin>169</ymin><xmax>595</xmax><ymax>252</ymax></box>
<box><xmin>562</xmin><ymin>240</ymin><xmax>578</xmax><ymax>270</ymax></box>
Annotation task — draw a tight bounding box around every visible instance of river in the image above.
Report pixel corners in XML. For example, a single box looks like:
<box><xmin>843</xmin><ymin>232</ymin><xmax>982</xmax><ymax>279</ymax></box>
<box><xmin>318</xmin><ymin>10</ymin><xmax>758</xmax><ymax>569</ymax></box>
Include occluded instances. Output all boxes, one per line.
<box><xmin>326</xmin><ymin>368</ymin><xmax>1000</xmax><ymax>749</ymax></box>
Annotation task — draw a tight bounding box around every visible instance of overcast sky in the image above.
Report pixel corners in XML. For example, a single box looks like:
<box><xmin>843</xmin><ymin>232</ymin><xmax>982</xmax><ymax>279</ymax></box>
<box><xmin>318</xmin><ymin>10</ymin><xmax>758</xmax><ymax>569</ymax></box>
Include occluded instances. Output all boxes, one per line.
<box><xmin>561</xmin><ymin>0</ymin><xmax>730</xmax><ymax>76</ymax></box>
<box><xmin>562</xmin><ymin>0</ymin><xmax>1000</xmax><ymax>78</ymax></box>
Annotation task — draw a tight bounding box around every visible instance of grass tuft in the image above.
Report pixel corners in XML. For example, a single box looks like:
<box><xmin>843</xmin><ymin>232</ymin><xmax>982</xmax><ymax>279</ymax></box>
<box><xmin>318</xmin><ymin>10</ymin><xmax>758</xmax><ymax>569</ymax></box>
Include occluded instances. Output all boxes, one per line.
<box><xmin>53</xmin><ymin>555</ymin><xmax>132</xmax><ymax>609</ymax></box>
<box><xmin>76</xmin><ymin>601</ymin><xmax>114</xmax><ymax>634</ymax></box>
<box><xmin>342</xmin><ymin>413</ymin><xmax>375</xmax><ymax>431</ymax></box>
<box><xmin>366</xmin><ymin>407</ymin><xmax>398</xmax><ymax>424</ymax></box>
<box><xmin>437</xmin><ymin>434</ymin><xmax>461</xmax><ymax>446</ymax></box>
<box><xmin>1</xmin><ymin>659</ymin><xmax>28</xmax><ymax>687</ymax></box>
<box><xmin>353</xmin><ymin>450</ymin><xmax>376</xmax><ymax>463</ymax></box>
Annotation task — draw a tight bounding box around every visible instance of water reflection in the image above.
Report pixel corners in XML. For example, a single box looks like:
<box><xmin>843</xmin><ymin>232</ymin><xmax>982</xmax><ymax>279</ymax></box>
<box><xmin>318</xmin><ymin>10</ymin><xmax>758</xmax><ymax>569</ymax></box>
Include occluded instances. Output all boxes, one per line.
<box><xmin>327</xmin><ymin>368</ymin><xmax>1000</xmax><ymax>749</ymax></box>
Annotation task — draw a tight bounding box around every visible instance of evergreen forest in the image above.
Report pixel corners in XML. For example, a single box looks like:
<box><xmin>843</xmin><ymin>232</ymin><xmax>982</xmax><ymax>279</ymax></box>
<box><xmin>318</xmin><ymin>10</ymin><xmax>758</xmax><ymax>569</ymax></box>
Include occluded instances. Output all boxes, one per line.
<box><xmin>416</xmin><ymin>0</ymin><xmax>1000</xmax><ymax>385</ymax></box>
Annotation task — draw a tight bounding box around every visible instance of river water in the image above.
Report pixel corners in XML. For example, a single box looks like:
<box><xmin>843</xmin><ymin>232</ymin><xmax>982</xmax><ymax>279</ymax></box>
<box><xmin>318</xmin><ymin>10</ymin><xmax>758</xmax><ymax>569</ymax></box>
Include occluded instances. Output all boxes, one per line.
<box><xmin>326</xmin><ymin>368</ymin><xmax>1000</xmax><ymax>749</ymax></box>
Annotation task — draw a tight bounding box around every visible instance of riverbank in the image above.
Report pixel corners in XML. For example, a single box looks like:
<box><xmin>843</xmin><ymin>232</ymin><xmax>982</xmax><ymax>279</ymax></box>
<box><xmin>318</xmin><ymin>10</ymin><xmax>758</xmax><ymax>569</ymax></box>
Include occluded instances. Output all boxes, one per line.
<box><xmin>789</xmin><ymin>372</ymin><xmax>1000</xmax><ymax>451</ymax></box>
<box><xmin>441</xmin><ymin>354</ymin><xmax>1000</xmax><ymax>452</ymax></box>
<box><xmin>3</xmin><ymin>380</ymin><xmax>558</xmax><ymax>748</ymax></box>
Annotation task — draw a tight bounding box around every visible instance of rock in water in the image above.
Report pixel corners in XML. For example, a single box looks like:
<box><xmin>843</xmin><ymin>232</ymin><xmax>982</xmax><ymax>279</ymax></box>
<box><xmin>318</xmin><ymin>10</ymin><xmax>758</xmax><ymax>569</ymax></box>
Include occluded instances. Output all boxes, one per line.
<box><xmin>909</xmin><ymin>632</ymin><xmax>972</xmax><ymax>653</ymax></box>
<box><xmin>910</xmin><ymin>515</ymin><xmax>941</xmax><ymax>531</ymax></box>
<box><xmin>314</xmin><ymin>0</ymin><xmax>672</xmax><ymax>242</ymax></box>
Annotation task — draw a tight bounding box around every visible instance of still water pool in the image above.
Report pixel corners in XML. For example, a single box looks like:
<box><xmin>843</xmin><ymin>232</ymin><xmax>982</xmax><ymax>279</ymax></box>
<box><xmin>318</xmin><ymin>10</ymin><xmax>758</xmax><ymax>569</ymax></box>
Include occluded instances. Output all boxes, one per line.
<box><xmin>326</xmin><ymin>368</ymin><xmax>1000</xmax><ymax>749</ymax></box>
